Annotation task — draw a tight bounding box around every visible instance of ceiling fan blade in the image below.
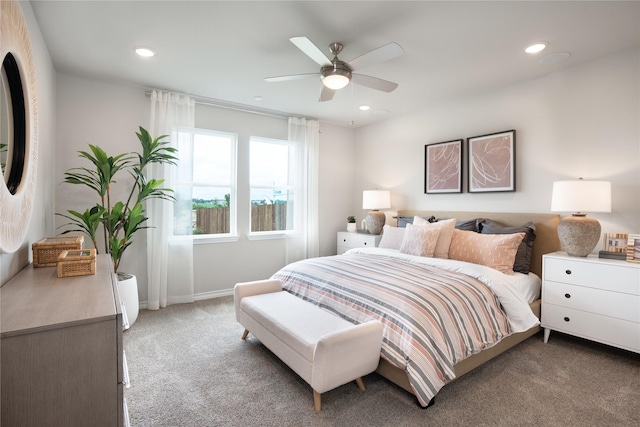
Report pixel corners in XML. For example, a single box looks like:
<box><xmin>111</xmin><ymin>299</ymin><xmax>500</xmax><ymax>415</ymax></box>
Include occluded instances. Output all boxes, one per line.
<box><xmin>265</xmin><ymin>73</ymin><xmax>318</xmax><ymax>83</ymax></box>
<box><xmin>290</xmin><ymin>36</ymin><xmax>332</xmax><ymax>67</ymax></box>
<box><xmin>348</xmin><ymin>42</ymin><xmax>404</xmax><ymax>71</ymax></box>
<box><xmin>352</xmin><ymin>74</ymin><xmax>399</xmax><ymax>92</ymax></box>
<box><xmin>319</xmin><ymin>86</ymin><xmax>335</xmax><ymax>102</ymax></box>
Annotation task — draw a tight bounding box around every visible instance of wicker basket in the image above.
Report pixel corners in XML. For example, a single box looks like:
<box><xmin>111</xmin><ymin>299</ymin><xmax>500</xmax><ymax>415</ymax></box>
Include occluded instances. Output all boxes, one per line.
<box><xmin>57</xmin><ymin>249</ymin><xmax>96</xmax><ymax>278</ymax></box>
<box><xmin>33</xmin><ymin>236</ymin><xmax>84</xmax><ymax>267</ymax></box>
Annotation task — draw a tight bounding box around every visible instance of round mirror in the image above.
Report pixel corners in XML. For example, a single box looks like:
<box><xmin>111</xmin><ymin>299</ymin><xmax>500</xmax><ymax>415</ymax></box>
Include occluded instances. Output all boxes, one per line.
<box><xmin>0</xmin><ymin>0</ymin><xmax>39</xmax><ymax>254</ymax></box>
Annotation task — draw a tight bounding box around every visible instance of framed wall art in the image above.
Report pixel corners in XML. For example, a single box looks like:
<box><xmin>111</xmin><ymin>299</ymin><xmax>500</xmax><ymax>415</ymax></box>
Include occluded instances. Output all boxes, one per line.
<box><xmin>626</xmin><ymin>234</ymin><xmax>640</xmax><ymax>263</ymax></box>
<box><xmin>424</xmin><ymin>139</ymin><xmax>463</xmax><ymax>194</ymax></box>
<box><xmin>468</xmin><ymin>130</ymin><xmax>515</xmax><ymax>193</ymax></box>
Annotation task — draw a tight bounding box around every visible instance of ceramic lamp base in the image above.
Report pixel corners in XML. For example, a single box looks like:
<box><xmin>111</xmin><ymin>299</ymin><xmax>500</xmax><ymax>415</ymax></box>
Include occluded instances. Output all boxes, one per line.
<box><xmin>364</xmin><ymin>210</ymin><xmax>386</xmax><ymax>235</ymax></box>
<box><xmin>558</xmin><ymin>214</ymin><xmax>601</xmax><ymax>257</ymax></box>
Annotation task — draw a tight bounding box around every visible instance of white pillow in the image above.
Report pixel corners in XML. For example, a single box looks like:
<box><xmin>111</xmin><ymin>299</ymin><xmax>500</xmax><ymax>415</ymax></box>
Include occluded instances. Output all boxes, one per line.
<box><xmin>413</xmin><ymin>217</ymin><xmax>456</xmax><ymax>259</ymax></box>
<box><xmin>378</xmin><ymin>225</ymin><xmax>406</xmax><ymax>250</ymax></box>
<box><xmin>399</xmin><ymin>223</ymin><xmax>441</xmax><ymax>257</ymax></box>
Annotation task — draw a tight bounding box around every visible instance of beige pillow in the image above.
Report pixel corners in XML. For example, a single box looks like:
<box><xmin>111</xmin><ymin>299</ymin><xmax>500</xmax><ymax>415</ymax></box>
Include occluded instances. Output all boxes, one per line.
<box><xmin>378</xmin><ymin>225</ymin><xmax>406</xmax><ymax>250</ymax></box>
<box><xmin>413</xmin><ymin>217</ymin><xmax>456</xmax><ymax>259</ymax></box>
<box><xmin>399</xmin><ymin>223</ymin><xmax>441</xmax><ymax>257</ymax></box>
<box><xmin>449</xmin><ymin>229</ymin><xmax>525</xmax><ymax>274</ymax></box>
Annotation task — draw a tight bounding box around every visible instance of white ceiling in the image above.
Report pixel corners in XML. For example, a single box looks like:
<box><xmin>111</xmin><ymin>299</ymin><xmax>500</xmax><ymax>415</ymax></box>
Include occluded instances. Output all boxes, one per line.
<box><xmin>30</xmin><ymin>1</ymin><xmax>640</xmax><ymax>128</ymax></box>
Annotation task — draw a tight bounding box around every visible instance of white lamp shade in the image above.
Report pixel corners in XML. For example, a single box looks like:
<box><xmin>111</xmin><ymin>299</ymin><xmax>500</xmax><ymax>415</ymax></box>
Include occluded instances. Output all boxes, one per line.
<box><xmin>362</xmin><ymin>190</ymin><xmax>391</xmax><ymax>210</ymax></box>
<box><xmin>550</xmin><ymin>180</ymin><xmax>611</xmax><ymax>213</ymax></box>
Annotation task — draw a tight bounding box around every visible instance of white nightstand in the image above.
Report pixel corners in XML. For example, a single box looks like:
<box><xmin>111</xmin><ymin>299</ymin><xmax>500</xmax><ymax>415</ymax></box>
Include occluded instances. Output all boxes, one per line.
<box><xmin>541</xmin><ymin>251</ymin><xmax>640</xmax><ymax>353</ymax></box>
<box><xmin>337</xmin><ymin>231</ymin><xmax>381</xmax><ymax>255</ymax></box>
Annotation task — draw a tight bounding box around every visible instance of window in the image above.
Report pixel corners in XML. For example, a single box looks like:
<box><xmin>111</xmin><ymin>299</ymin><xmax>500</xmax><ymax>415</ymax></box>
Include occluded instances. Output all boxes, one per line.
<box><xmin>249</xmin><ymin>137</ymin><xmax>293</xmax><ymax>234</ymax></box>
<box><xmin>173</xmin><ymin>129</ymin><xmax>237</xmax><ymax>237</ymax></box>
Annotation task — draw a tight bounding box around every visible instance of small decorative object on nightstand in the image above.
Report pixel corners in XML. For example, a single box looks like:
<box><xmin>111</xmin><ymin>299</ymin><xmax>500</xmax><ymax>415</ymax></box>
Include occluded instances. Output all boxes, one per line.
<box><xmin>347</xmin><ymin>216</ymin><xmax>357</xmax><ymax>233</ymax></box>
<box><xmin>337</xmin><ymin>231</ymin><xmax>381</xmax><ymax>255</ymax></box>
<box><xmin>541</xmin><ymin>251</ymin><xmax>640</xmax><ymax>353</ymax></box>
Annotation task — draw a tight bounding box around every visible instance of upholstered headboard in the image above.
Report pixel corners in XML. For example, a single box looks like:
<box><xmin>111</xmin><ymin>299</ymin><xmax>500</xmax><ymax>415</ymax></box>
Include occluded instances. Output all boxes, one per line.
<box><xmin>396</xmin><ymin>210</ymin><xmax>561</xmax><ymax>277</ymax></box>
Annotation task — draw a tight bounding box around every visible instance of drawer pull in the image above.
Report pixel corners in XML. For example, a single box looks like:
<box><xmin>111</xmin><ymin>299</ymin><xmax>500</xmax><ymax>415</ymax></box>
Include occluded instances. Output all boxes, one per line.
<box><xmin>563</xmin><ymin>317</ymin><xmax>570</xmax><ymax>322</ymax></box>
<box><xmin>343</xmin><ymin>239</ymin><xmax>346</xmax><ymax>242</ymax></box>
<box><xmin>564</xmin><ymin>293</ymin><xmax>571</xmax><ymax>299</ymax></box>
<box><xmin>565</xmin><ymin>269</ymin><xmax>572</xmax><ymax>275</ymax></box>
<box><xmin>364</xmin><ymin>242</ymin><xmax>368</xmax><ymax>246</ymax></box>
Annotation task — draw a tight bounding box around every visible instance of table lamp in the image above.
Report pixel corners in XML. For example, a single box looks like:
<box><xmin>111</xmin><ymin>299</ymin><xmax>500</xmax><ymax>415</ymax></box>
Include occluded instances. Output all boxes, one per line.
<box><xmin>550</xmin><ymin>179</ymin><xmax>611</xmax><ymax>257</ymax></box>
<box><xmin>362</xmin><ymin>190</ymin><xmax>390</xmax><ymax>235</ymax></box>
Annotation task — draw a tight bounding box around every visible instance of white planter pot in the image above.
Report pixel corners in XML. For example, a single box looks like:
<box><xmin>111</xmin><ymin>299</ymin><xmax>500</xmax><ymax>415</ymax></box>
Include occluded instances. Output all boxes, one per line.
<box><xmin>347</xmin><ymin>223</ymin><xmax>357</xmax><ymax>233</ymax></box>
<box><xmin>117</xmin><ymin>273</ymin><xmax>139</xmax><ymax>328</ymax></box>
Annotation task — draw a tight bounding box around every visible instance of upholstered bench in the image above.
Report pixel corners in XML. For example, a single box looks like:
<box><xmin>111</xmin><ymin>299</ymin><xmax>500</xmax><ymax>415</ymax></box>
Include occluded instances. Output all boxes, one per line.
<box><xmin>234</xmin><ymin>279</ymin><xmax>383</xmax><ymax>411</ymax></box>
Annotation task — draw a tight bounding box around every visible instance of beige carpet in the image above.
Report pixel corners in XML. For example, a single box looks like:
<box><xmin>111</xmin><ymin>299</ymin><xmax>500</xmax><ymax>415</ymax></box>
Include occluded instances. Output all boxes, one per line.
<box><xmin>123</xmin><ymin>296</ymin><xmax>640</xmax><ymax>426</ymax></box>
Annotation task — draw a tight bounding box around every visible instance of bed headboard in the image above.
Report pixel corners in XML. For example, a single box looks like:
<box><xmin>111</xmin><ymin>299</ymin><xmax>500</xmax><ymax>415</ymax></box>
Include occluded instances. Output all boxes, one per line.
<box><xmin>396</xmin><ymin>210</ymin><xmax>561</xmax><ymax>277</ymax></box>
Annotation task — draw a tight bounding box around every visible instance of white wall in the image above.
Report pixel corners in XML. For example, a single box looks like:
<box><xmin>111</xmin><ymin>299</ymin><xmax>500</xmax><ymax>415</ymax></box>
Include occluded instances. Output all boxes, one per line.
<box><xmin>1</xmin><ymin>1</ymin><xmax>56</xmax><ymax>284</ymax></box>
<box><xmin>54</xmin><ymin>76</ymin><xmax>356</xmax><ymax>301</ymax></box>
<box><xmin>354</xmin><ymin>49</ymin><xmax>640</xmax><ymax>249</ymax></box>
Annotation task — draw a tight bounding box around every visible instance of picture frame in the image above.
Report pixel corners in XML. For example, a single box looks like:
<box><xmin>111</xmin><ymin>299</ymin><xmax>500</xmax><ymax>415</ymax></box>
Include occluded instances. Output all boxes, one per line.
<box><xmin>424</xmin><ymin>139</ymin><xmax>463</xmax><ymax>194</ymax></box>
<box><xmin>626</xmin><ymin>234</ymin><xmax>640</xmax><ymax>263</ymax></box>
<box><xmin>467</xmin><ymin>130</ymin><xmax>516</xmax><ymax>193</ymax></box>
<box><xmin>604</xmin><ymin>233</ymin><xmax>628</xmax><ymax>253</ymax></box>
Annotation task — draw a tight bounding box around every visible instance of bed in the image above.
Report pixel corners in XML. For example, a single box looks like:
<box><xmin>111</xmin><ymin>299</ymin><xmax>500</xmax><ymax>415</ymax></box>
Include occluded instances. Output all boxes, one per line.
<box><xmin>271</xmin><ymin>210</ymin><xmax>561</xmax><ymax>407</ymax></box>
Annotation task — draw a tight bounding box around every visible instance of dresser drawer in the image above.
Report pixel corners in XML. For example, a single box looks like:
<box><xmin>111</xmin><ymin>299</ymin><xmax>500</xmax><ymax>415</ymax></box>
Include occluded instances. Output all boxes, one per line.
<box><xmin>542</xmin><ymin>303</ymin><xmax>640</xmax><ymax>352</ymax></box>
<box><xmin>543</xmin><ymin>282</ymin><xmax>640</xmax><ymax>323</ymax></box>
<box><xmin>339</xmin><ymin>233</ymin><xmax>377</xmax><ymax>248</ymax></box>
<box><xmin>544</xmin><ymin>257</ymin><xmax>640</xmax><ymax>295</ymax></box>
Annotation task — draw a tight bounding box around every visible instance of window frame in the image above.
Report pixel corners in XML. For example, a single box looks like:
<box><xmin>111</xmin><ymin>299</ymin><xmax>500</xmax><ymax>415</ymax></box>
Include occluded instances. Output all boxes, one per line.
<box><xmin>172</xmin><ymin>127</ymin><xmax>238</xmax><ymax>242</ymax></box>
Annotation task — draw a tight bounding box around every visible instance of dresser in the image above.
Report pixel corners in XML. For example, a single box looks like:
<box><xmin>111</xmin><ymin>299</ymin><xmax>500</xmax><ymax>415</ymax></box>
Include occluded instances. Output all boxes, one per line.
<box><xmin>541</xmin><ymin>251</ymin><xmax>640</xmax><ymax>353</ymax></box>
<box><xmin>1</xmin><ymin>254</ymin><xmax>127</xmax><ymax>426</ymax></box>
<box><xmin>337</xmin><ymin>231</ymin><xmax>381</xmax><ymax>255</ymax></box>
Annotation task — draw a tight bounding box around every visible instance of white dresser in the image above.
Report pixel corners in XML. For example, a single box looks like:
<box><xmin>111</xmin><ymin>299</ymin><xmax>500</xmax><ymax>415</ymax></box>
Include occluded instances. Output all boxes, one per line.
<box><xmin>541</xmin><ymin>251</ymin><xmax>640</xmax><ymax>353</ymax></box>
<box><xmin>337</xmin><ymin>231</ymin><xmax>381</xmax><ymax>255</ymax></box>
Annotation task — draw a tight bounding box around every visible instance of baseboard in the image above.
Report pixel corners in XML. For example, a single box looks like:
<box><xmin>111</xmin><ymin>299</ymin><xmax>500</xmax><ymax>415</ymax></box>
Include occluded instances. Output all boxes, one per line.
<box><xmin>138</xmin><ymin>288</ymin><xmax>234</xmax><ymax>310</ymax></box>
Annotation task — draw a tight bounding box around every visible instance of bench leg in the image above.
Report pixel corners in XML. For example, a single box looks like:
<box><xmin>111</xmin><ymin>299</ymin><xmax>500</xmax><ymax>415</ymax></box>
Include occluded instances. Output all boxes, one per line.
<box><xmin>241</xmin><ymin>329</ymin><xmax>249</xmax><ymax>340</ymax></box>
<box><xmin>355</xmin><ymin>377</ymin><xmax>365</xmax><ymax>391</ymax></box>
<box><xmin>313</xmin><ymin>390</ymin><xmax>322</xmax><ymax>412</ymax></box>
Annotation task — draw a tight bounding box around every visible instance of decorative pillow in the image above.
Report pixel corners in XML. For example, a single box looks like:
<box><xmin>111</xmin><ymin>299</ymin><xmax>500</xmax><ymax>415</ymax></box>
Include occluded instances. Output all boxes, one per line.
<box><xmin>455</xmin><ymin>218</ymin><xmax>483</xmax><ymax>232</ymax></box>
<box><xmin>413</xmin><ymin>217</ymin><xmax>457</xmax><ymax>259</ymax></box>
<box><xmin>449</xmin><ymin>229</ymin><xmax>525</xmax><ymax>274</ymax></box>
<box><xmin>399</xmin><ymin>223</ymin><xmax>441</xmax><ymax>257</ymax></box>
<box><xmin>397</xmin><ymin>215</ymin><xmax>435</xmax><ymax>228</ymax></box>
<box><xmin>479</xmin><ymin>220</ymin><xmax>537</xmax><ymax>274</ymax></box>
<box><xmin>378</xmin><ymin>225</ymin><xmax>406</xmax><ymax>250</ymax></box>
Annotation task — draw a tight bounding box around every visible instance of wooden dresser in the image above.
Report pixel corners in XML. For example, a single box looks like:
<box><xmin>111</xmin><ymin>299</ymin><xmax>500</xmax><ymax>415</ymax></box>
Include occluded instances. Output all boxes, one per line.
<box><xmin>1</xmin><ymin>254</ymin><xmax>125</xmax><ymax>426</ymax></box>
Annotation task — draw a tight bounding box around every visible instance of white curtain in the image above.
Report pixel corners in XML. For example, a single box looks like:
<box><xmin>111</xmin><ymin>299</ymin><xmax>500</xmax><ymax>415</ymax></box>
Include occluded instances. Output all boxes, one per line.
<box><xmin>286</xmin><ymin>117</ymin><xmax>320</xmax><ymax>264</ymax></box>
<box><xmin>147</xmin><ymin>91</ymin><xmax>195</xmax><ymax>309</ymax></box>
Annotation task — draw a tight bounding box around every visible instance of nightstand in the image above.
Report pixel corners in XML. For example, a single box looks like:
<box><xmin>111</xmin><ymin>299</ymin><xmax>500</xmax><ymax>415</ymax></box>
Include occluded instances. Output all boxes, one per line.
<box><xmin>541</xmin><ymin>251</ymin><xmax>640</xmax><ymax>353</ymax></box>
<box><xmin>337</xmin><ymin>231</ymin><xmax>381</xmax><ymax>255</ymax></box>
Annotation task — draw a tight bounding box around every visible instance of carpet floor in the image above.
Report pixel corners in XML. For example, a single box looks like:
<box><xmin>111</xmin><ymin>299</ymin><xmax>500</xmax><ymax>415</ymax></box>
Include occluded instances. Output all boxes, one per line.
<box><xmin>123</xmin><ymin>296</ymin><xmax>640</xmax><ymax>426</ymax></box>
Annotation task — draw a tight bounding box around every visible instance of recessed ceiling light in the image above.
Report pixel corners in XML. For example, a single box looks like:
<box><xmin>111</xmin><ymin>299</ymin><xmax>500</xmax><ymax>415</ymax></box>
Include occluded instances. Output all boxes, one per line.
<box><xmin>524</xmin><ymin>42</ymin><xmax>547</xmax><ymax>54</ymax></box>
<box><xmin>359</xmin><ymin>105</ymin><xmax>370</xmax><ymax>111</ymax></box>
<box><xmin>134</xmin><ymin>46</ymin><xmax>156</xmax><ymax>57</ymax></box>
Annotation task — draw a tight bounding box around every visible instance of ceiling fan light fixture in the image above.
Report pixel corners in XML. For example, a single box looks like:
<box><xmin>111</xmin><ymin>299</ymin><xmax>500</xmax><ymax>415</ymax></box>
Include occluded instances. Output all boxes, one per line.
<box><xmin>321</xmin><ymin>62</ymin><xmax>352</xmax><ymax>90</ymax></box>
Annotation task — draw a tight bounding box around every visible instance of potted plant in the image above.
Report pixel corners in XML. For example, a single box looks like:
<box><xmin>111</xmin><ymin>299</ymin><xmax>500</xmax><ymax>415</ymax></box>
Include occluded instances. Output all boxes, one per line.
<box><xmin>57</xmin><ymin>126</ymin><xmax>178</xmax><ymax>326</ymax></box>
<box><xmin>347</xmin><ymin>216</ymin><xmax>357</xmax><ymax>233</ymax></box>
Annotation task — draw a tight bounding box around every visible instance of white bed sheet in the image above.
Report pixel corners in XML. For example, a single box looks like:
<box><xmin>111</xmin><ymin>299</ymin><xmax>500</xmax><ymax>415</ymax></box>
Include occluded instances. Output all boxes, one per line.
<box><xmin>345</xmin><ymin>247</ymin><xmax>541</xmax><ymax>333</ymax></box>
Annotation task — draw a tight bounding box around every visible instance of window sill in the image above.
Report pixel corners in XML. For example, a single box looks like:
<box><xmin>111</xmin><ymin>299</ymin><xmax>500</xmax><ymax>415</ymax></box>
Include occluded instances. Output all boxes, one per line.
<box><xmin>170</xmin><ymin>234</ymin><xmax>240</xmax><ymax>245</ymax></box>
<box><xmin>247</xmin><ymin>232</ymin><xmax>287</xmax><ymax>241</ymax></box>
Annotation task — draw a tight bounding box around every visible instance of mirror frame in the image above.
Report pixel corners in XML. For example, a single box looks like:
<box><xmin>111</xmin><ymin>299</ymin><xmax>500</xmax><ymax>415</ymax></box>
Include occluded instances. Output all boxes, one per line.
<box><xmin>0</xmin><ymin>0</ymin><xmax>39</xmax><ymax>253</ymax></box>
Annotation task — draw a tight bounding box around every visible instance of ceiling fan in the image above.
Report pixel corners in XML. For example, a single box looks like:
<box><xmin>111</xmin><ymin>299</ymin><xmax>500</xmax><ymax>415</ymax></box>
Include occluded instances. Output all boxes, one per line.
<box><xmin>265</xmin><ymin>37</ymin><xmax>404</xmax><ymax>102</ymax></box>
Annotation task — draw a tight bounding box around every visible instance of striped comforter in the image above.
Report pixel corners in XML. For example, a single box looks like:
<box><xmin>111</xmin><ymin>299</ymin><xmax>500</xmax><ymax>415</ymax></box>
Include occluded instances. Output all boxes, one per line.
<box><xmin>272</xmin><ymin>252</ymin><xmax>512</xmax><ymax>407</ymax></box>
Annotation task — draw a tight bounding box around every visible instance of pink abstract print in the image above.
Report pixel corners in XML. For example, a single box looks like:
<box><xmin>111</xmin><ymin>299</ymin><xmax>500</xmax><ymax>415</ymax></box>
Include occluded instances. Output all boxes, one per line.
<box><xmin>469</xmin><ymin>130</ymin><xmax>515</xmax><ymax>192</ymax></box>
<box><xmin>426</xmin><ymin>140</ymin><xmax>462</xmax><ymax>193</ymax></box>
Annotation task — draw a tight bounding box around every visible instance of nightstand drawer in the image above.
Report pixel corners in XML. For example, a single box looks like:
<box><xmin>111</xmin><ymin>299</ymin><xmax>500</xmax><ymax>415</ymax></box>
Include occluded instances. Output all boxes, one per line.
<box><xmin>339</xmin><ymin>233</ymin><xmax>378</xmax><ymax>248</ymax></box>
<box><xmin>542</xmin><ymin>303</ymin><xmax>640</xmax><ymax>352</ymax></box>
<box><xmin>543</xmin><ymin>282</ymin><xmax>640</xmax><ymax>323</ymax></box>
<box><xmin>544</xmin><ymin>257</ymin><xmax>640</xmax><ymax>295</ymax></box>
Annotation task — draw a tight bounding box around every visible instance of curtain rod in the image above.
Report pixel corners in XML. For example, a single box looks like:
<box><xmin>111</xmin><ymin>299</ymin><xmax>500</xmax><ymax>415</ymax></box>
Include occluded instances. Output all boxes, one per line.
<box><xmin>144</xmin><ymin>89</ymin><xmax>313</xmax><ymax>121</ymax></box>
